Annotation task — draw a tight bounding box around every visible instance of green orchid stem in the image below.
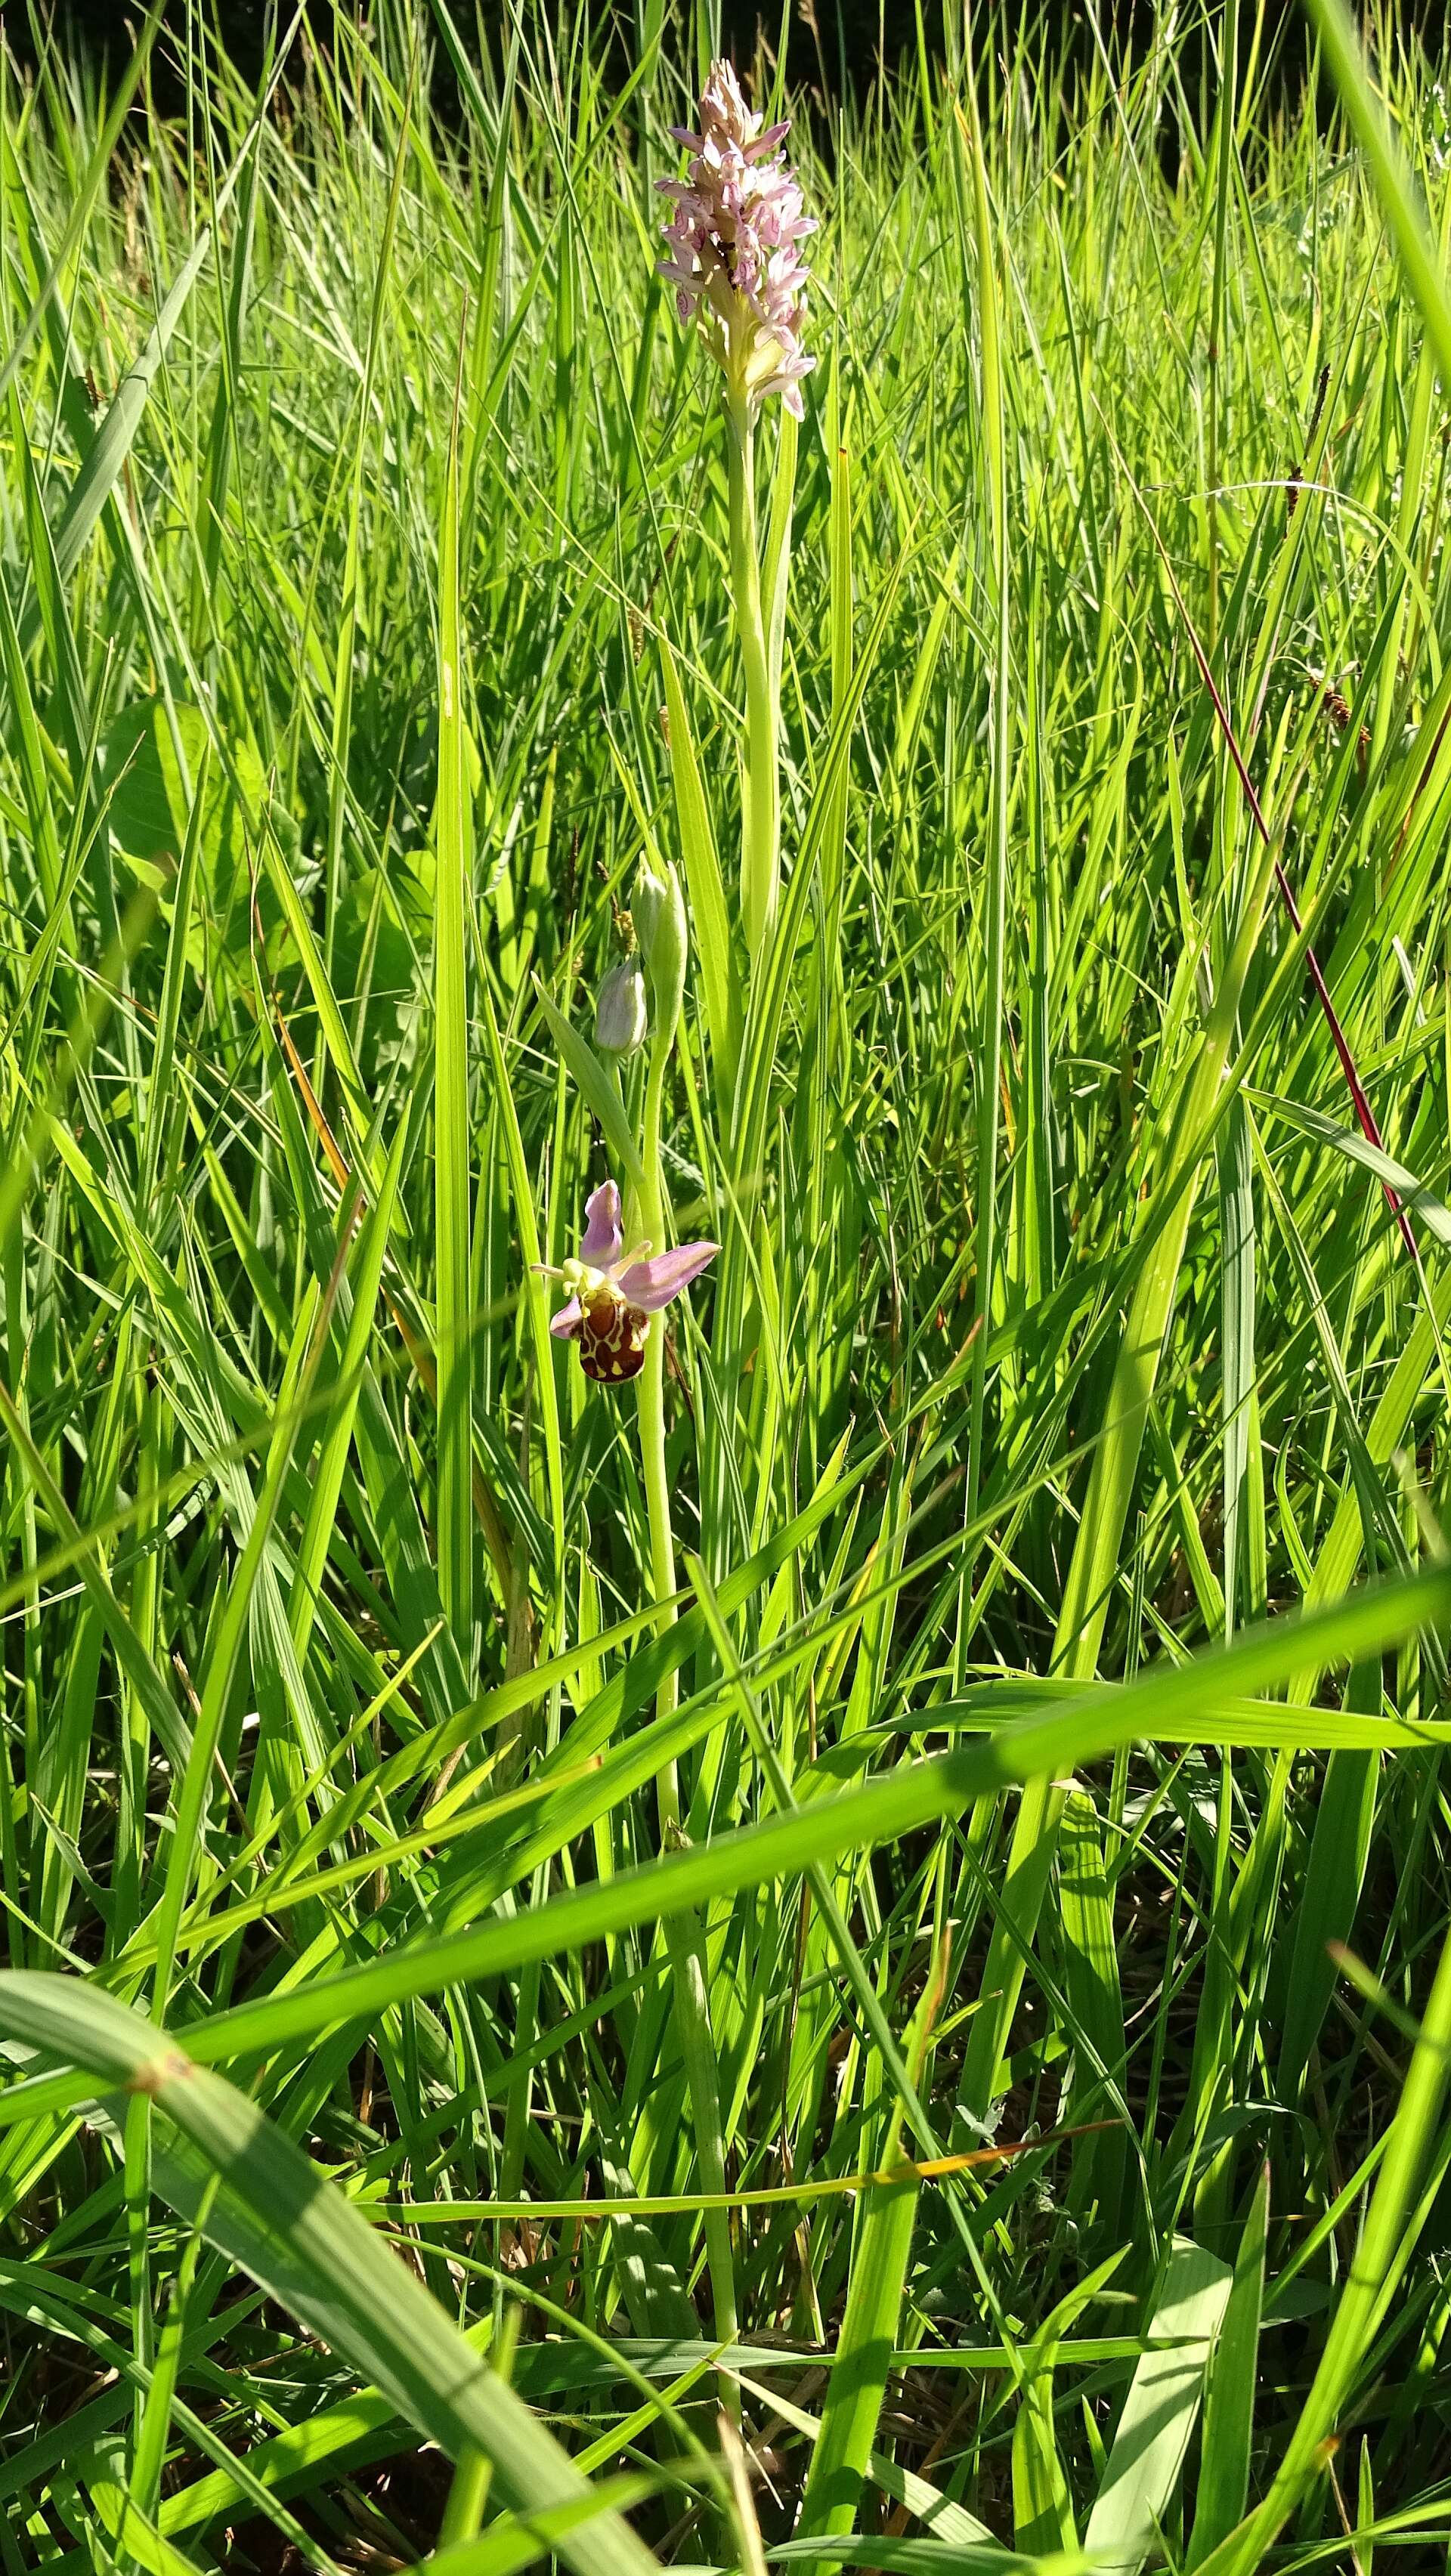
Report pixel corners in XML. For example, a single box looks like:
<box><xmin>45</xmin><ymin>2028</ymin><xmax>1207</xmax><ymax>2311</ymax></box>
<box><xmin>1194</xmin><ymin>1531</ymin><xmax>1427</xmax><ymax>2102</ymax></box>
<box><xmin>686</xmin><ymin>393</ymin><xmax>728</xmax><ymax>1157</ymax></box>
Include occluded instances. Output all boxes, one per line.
<box><xmin>727</xmin><ymin>393</ymin><xmax>779</xmax><ymax>967</ymax></box>
<box><xmin>633</xmin><ymin>1030</ymin><xmax>741</xmax><ymax>2396</ymax></box>
<box><xmin>636</xmin><ymin>1044</ymin><xmax>676</xmax><ymax>1695</ymax></box>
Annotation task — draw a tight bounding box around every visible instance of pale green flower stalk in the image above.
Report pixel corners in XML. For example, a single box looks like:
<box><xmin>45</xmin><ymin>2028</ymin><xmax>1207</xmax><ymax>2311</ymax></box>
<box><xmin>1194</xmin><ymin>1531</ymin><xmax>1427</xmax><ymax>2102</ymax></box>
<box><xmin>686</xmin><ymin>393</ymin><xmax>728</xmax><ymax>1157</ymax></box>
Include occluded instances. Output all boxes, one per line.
<box><xmin>628</xmin><ymin>858</ymin><xmax>740</xmax><ymax>2380</ymax></box>
<box><xmin>629</xmin><ymin>859</ymin><xmax>697</xmax><ymax>1651</ymax></box>
<box><xmin>536</xmin><ymin>866</ymin><xmax>738</xmax><ymax>2383</ymax></box>
<box><xmin>534</xmin><ymin>51</ymin><xmax>817</xmax><ymax>2418</ymax></box>
<box><xmin>660</xmin><ymin>59</ymin><xmax>815</xmax><ymax>964</ymax></box>
<box><xmin>726</xmin><ymin>397</ymin><xmax>778</xmax><ymax>966</ymax></box>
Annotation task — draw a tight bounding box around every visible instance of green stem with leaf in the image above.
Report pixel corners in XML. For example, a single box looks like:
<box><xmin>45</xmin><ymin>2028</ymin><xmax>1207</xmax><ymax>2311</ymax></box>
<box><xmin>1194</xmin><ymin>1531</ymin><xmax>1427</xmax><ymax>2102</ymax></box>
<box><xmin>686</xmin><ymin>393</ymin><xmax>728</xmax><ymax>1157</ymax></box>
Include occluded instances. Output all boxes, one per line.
<box><xmin>633</xmin><ymin>1014</ymin><xmax>741</xmax><ymax>2386</ymax></box>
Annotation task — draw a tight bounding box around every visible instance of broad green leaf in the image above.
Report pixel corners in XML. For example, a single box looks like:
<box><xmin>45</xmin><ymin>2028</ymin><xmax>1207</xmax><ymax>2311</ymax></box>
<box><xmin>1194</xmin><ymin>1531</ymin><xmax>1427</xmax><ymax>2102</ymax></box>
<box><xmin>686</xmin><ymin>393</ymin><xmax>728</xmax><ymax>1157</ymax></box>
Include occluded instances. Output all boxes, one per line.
<box><xmin>1190</xmin><ymin>2167</ymin><xmax>1268</xmax><ymax>2565</ymax></box>
<box><xmin>1083</xmin><ymin>2238</ymin><xmax>1233</xmax><ymax>2576</ymax></box>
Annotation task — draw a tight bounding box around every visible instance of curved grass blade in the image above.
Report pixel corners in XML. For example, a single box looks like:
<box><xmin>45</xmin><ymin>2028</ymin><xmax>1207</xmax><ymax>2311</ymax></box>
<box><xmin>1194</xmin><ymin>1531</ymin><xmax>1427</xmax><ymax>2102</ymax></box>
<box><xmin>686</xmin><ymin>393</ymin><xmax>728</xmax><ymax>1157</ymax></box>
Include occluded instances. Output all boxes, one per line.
<box><xmin>0</xmin><ymin>1979</ymin><xmax>665</xmax><ymax>2576</ymax></box>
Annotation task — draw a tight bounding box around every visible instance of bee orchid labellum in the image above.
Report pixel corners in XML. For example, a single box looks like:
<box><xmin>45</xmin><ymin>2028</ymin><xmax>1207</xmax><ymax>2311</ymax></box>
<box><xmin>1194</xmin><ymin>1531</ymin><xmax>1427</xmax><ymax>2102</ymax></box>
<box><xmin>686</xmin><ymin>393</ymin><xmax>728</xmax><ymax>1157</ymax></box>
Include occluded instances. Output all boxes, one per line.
<box><xmin>578</xmin><ymin>1283</ymin><xmax>649</xmax><ymax>1384</ymax></box>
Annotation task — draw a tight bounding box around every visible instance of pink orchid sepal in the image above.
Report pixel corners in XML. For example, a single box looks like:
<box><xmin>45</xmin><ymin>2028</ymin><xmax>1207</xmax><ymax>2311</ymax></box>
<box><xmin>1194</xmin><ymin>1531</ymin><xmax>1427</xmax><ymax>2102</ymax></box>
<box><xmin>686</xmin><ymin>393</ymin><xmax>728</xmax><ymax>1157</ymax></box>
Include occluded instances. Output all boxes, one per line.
<box><xmin>536</xmin><ymin>1180</ymin><xmax>718</xmax><ymax>1348</ymax></box>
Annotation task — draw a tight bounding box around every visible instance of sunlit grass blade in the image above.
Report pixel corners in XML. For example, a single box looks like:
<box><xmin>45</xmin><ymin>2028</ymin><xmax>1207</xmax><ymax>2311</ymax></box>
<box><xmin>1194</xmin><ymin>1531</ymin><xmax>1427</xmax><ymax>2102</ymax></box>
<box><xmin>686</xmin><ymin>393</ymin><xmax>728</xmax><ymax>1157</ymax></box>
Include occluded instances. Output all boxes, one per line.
<box><xmin>435</xmin><ymin>368</ymin><xmax>475</xmax><ymax>1678</ymax></box>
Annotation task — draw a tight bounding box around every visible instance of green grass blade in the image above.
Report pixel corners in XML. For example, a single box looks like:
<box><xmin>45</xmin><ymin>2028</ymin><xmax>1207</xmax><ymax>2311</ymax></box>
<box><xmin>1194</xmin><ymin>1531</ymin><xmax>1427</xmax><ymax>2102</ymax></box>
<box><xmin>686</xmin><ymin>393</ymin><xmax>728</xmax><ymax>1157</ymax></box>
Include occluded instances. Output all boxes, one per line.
<box><xmin>435</xmin><ymin>378</ymin><xmax>475</xmax><ymax>1677</ymax></box>
<box><xmin>1082</xmin><ymin>2238</ymin><xmax>1233</xmax><ymax>2576</ymax></box>
<box><xmin>1189</xmin><ymin>2163</ymin><xmax>1268</xmax><ymax>2566</ymax></box>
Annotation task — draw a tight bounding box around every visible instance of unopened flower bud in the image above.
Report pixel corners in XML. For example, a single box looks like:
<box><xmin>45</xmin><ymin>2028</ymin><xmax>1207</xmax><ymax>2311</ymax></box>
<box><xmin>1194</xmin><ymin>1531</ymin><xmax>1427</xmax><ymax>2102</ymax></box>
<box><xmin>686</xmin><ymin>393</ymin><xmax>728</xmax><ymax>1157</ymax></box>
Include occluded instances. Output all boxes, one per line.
<box><xmin>633</xmin><ymin>856</ymin><xmax>688</xmax><ymax>1031</ymax></box>
<box><xmin>595</xmin><ymin>955</ymin><xmax>648</xmax><ymax>1057</ymax></box>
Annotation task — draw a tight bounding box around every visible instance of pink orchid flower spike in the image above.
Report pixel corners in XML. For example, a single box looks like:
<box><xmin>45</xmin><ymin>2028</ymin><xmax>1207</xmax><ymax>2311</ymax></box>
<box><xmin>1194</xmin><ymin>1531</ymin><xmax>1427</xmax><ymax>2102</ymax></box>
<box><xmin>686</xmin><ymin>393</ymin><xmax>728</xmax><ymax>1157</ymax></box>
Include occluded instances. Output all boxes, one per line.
<box><xmin>658</xmin><ymin>57</ymin><xmax>815</xmax><ymax>419</ymax></box>
<box><xmin>535</xmin><ymin>1180</ymin><xmax>718</xmax><ymax>1386</ymax></box>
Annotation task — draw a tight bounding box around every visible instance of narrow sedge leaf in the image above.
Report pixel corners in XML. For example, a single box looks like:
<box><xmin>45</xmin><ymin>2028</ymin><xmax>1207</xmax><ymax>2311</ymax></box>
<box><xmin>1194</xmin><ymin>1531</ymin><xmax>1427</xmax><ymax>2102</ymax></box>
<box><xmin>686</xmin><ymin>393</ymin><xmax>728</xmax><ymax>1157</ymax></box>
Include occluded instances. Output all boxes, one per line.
<box><xmin>659</xmin><ymin>637</ymin><xmax>741</xmax><ymax>1093</ymax></box>
<box><xmin>1257</xmin><ymin>1089</ymin><xmax>1451</xmax><ymax>1249</ymax></box>
<box><xmin>1301</xmin><ymin>0</ymin><xmax>1451</xmax><ymax>394</ymax></box>
<box><xmin>23</xmin><ymin>66</ymin><xmax>277</xmax><ymax>643</ymax></box>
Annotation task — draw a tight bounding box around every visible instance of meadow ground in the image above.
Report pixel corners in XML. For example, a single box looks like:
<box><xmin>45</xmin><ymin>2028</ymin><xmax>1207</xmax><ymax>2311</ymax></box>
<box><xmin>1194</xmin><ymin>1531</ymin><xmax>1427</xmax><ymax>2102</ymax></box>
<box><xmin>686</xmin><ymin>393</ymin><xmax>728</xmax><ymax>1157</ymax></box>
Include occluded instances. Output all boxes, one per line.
<box><xmin>5</xmin><ymin>2</ymin><xmax>1451</xmax><ymax>2569</ymax></box>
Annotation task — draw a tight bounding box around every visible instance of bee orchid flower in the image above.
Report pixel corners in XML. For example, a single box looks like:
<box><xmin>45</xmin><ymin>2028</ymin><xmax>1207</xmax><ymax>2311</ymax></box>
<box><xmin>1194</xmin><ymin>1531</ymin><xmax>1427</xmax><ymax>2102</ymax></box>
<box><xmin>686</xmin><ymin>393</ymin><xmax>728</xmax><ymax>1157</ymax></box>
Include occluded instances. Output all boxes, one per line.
<box><xmin>537</xmin><ymin>1180</ymin><xmax>718</xmax><ymax>1384</ymax></box>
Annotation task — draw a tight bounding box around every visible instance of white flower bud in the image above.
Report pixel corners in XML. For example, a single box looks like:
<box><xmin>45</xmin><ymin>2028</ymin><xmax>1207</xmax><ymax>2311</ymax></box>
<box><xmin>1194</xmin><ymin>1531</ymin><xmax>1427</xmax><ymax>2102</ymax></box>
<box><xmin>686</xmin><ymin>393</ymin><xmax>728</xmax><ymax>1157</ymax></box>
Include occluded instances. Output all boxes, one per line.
<box><xmin>595</xmin><ymin>955</ymin><xmax>648</xmax><ymax>1057</ymax></box>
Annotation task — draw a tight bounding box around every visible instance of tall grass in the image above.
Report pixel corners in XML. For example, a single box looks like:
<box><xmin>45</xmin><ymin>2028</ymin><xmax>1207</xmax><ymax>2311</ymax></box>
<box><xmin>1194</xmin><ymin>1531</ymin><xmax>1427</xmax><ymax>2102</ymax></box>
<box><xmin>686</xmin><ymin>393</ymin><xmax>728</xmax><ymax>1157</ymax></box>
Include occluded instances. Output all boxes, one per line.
<box><xmin>4</xmin><ymin>3</ymin><xmax>1451</xmax><ymax>2570</ymax></box>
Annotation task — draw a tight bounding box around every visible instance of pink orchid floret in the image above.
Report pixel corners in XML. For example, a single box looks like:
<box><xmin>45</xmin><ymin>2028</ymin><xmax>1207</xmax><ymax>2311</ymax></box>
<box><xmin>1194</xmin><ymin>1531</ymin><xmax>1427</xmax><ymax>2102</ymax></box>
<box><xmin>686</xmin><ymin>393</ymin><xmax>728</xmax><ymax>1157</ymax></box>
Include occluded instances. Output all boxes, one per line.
<box><xmin>657</xmin><ymin>58</ymin><xmax>815</xmax><ymax>419</ymax></box>
<box><xmin>537</xmin><ymin>1180</ymin><xmax>718</xmax><ymax>1341</ymax></box>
